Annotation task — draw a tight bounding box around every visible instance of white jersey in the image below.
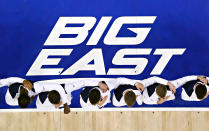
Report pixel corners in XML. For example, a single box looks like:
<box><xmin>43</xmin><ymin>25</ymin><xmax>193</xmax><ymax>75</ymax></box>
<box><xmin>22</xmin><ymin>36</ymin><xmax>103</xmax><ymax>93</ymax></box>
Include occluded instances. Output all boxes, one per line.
<box><xmin>142</xmin><ymin>76</ymin><xmax>175</xmax><ymax>105</ymax></box>
<box><xmin>35</xmin><ymin>82</ymin><xmax>69</xmax><ymax>110</ymax></box>
<box><xmin>170</xmin><ymin>75</ymin><xmax>209</xmax><ymax>101</ymax></box>
<box><xmin>0</xmin><ymin>77</ymin><xmax>35</xmax><ymax>106</ymax></box>
<box><xmin>112</xmin><ymin>90</ymin><xmax>142</xmax><ymax>107</ymax></box>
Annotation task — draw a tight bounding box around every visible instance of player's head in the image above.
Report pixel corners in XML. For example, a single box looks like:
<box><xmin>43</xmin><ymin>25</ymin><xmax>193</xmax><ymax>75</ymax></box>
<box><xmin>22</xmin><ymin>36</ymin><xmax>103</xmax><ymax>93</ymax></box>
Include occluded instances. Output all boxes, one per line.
<box><xmin>98</xmin><ymin>81</ymin><xmax>109</xmax><ymax>93</ymax></box>
<box><xmin>48</xmin><ymin>90</ymin><xmax>61</xmax><ymax>105</ymax></box>
<box><xmin>124</xmin><ymin>90</ymin><xmax>136</xmax><ymax>107</ymax></box>
<box><xmin>156</xmin><ymin>84</ymin><xmax>167</xmax><ymax>99</ymax></box>
<box><xmin>195</xmin><ymin>84</ymin><xmax>207</xmax><ymax>100</ymax></box>
<box><xmin>88</xmin><ymin>88</ymin><xmax>101</xmax><ymax>105</ymax></box>
<box><xmin>23</xmin><ymin>80</ymin><xmax>33</xmax><ymax>90</ymax></box>
<box><xmin>19</xmin><ymin>85</ymin><xmax>29</xmax><ymax>95</ymax></box>
<box><xmin>18</xmin><ymin>94</ymin><xmax>30</xmax><ymax>108</ymax></box>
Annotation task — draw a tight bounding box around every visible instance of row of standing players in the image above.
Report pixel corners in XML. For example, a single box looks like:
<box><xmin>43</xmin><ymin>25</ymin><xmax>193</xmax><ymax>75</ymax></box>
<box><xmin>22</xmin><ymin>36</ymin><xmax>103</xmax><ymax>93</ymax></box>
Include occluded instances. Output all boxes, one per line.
<box><xmin>0</xmin><ymin>75</ymin><xmax>208</xmax><ymax>114</ymax></box>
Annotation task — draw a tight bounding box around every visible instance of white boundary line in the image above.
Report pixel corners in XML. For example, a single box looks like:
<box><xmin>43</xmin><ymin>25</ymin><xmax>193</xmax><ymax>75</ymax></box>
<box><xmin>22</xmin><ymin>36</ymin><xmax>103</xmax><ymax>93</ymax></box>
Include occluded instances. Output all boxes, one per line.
<box><xmin>0</xmin><ymin>108</ymin><xmax>209</xmax><ymax>112</ymax></box>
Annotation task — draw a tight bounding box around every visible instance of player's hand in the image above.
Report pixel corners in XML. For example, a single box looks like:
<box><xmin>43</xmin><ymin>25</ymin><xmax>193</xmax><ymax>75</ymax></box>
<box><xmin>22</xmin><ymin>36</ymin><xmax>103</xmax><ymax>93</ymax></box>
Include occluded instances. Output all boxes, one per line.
<box><xmin>157</xmin><ymin>96</ymin><xmax>170</xmax><ymax>104</ymax></box>
<box><xmin>64</xmin><ymin>104</ymin><xmax>71</xmax><ymax>114</ymax></box>
<box><xmin>97</xmin><ymin>96</ymin><xmax>108</xmax><ymax>107</ymax></box>
<box><xmin>167</xmin><ymin>82</ymin><xmax>176</xmax><ymax>94</ymax></box>
<box><xmin>55</xmin><ymin>101</ymin><xmax>63</xmax><ymax>108</ymax></box>
<box><xmin>136</xmin><ymin>83</ymin><xmax>144</xmax><ymax>92</ymax></box>
<box><xmin>197</xmin><ymin>76</ymin><xmax>208</xmax><ymax>85</ymax></box>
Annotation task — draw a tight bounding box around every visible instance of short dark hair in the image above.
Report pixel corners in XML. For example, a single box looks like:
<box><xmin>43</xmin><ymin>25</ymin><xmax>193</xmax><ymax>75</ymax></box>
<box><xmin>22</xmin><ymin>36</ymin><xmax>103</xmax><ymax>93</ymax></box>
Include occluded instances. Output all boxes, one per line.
<box><xmin>156</xmin><ymin>84</ymin><xmax>167</xmax><ymax>98</ymax></box>
<box><xmin>18</xmin><ymin>94</ymin><xmax>30</xmax><ymax>108</ymax></box>
<box><xmin>124</xmin><ymin>91</ymin><xmax>136</xmax><ymax>107</ymax></box>
<box><xmin>48</xmin><ymin>90</ymin><xmax>61</xmax><ymax>104</ymax></box>
<box><xmin>88</xmin><ymin>89</ymin><xmax>101</xmax><ymax>105</ymax></box>
<box><xmin>195</xmin><ymin>84</ymin><xmax>207</xmax><ymax>100</ymax></box>
<box><xmin>101</xmin><ymin>81</ymin><xmax>107</xmax><ymax>85</ymax></box>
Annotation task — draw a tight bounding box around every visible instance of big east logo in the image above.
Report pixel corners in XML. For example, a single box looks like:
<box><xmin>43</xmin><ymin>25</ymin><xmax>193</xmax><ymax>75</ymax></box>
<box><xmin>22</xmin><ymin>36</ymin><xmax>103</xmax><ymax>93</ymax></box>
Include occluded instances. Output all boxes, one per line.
<box><xmin>26</xmin><ymin>16</ymin><xmax>186</xmax><ymax>76</ymax></box>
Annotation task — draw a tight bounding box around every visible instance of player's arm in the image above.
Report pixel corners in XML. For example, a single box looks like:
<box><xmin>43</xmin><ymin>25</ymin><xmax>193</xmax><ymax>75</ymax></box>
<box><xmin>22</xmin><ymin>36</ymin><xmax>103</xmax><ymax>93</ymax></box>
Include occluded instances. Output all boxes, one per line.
<box><xmin>169</xmin><ymin>75</ymin><xmax>205</xmax><ymax>89</ymax></box>
<box><xmin>141</xmin><ymin>76</ymin><xmax>176</xmax><ymax>93</ymax></box>
<box><xmin>108</xmin><ymin>77</ymin><xmax>142</xmax><ymax>91</ymax></box>
<box><xmin>0</xmin><ymin>77</ymin><xmax>25</xmax><ymax>87</ymax></box>
<box><xmin>68</xmin><ymin>79</ymin><xmax>99</xmax><ymax>92</ymax></box>
<box><xmin>110</xmin><ymin>77</ymin><xmax>145</xmax><ymax>92</ymax></box>
<box><xmin>116</xmin><ymin>77</ymin><xmax>140</xmax><ymax>86</ymax></box>
<box><xmin>135</xmin><ymin>92</ymin><xmax>143</xmax><ymax>105</ymax></box>
<box><xmin>97</xmin><ymin>95</ymin><xmax>108</xmax><ymax>107</ymax></box>
<box><xmin>97</xmin><ymin>90</ymin><xmax>111</xmax><ymax>108</ymax></box>
<box><xmin>141</xmin><ymin>76</ymin><xmax>168</xmax><ymax>88</ymax></box>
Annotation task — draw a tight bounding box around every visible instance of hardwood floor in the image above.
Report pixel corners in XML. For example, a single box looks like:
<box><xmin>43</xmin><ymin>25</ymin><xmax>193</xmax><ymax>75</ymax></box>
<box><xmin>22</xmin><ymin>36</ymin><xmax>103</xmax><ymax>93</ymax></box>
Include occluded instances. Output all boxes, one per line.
<box><xmin>0</xmin><ymin>111</ymin><xmax>208</xmax><ymax>131</ymax></box>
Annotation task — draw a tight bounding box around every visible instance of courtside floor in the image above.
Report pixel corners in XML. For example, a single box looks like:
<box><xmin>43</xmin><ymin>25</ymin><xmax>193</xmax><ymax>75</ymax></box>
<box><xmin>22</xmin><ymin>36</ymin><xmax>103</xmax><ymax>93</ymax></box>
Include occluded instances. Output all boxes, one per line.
<box><xmin>0</xmin><ymin>111</ymin><xmax>208</xmax><ymax>131</ymax></box>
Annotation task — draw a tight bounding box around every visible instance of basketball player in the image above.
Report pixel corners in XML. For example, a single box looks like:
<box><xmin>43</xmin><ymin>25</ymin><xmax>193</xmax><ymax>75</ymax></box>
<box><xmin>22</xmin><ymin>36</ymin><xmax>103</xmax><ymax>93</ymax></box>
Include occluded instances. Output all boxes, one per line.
<box><xmin>34</xmin><ymin>82</ymin><xmax>70</xmax><ymax>114</ymax></box>
<box><xmin>169</xmin><ymin>75</ymin><xmax>209</xmax><ymax>101</ymax></box>
<box><xmin>72</xmin><ymin>79</ymin><xmax>110</xmax><ymax>110</ymax></box>
<box><xmin>142</xmin><ymin>76</ymin><xmax>176</xmax><ymax>105</ymax></box>
<box><xmin>112</xmin><ymin>82</ymin><xmax>144</xmax><ymax>107</ymax></box>
<box><xmin>0</xmin><ymin>77</ymin><xmax>36</xmax><ymax>108</ymax></box>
